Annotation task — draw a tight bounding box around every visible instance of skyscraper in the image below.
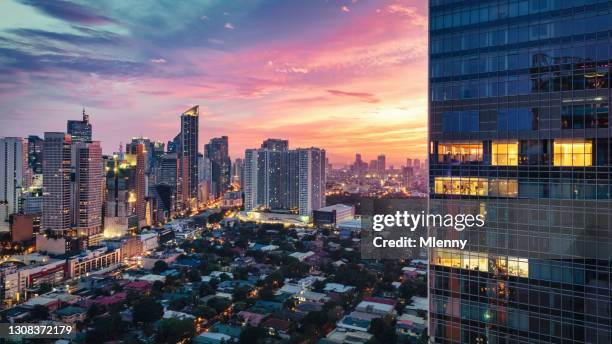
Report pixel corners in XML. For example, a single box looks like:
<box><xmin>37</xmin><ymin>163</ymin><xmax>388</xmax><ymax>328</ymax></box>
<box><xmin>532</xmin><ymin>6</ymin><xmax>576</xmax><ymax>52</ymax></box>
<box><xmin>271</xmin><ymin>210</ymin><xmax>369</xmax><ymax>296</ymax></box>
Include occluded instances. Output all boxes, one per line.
<box><xmin>135</xmin><ymin>143</ymin><xmax>146</xmax><ymax>227</ymax></box>
<box><xmin>72</xmin><ymin>141</ymin><xmax>103</xmax><ymax>238</ymax></box>
<box><xmin>261</xmin><ymin>138</ymin><xmax>289</xmax><ymax>151</ymax></box>
<box><xmin>67</xmin><ymin>109</ymin><xmax>92</xmax><ymax>142</ymax></box>
<box><xmin>429</xmin><ymin>1</ymin><xmax>612</xmax><ymax>343</ymax></box>
<box><xmin>0</xmin><ymin>137</ymin><xmax>28</xmax><ymax>230</ymax></box>
<box><xmin>27</xmin><ymin>135</ymin><xmax>43</xmax><ymax>175</ymax></box>
<box><xmin>376</xmin><ymin>154</ymin><xmax>386</xmax><ymax>175</ymax></box>
<box><xmin>42</xmin><ymin>132</ymin><xmax>72</xmax><ymax>232</ymax></box>
<box><xmin>178</xmin><ymin>106</ymin><xmax>199</xmax><ymax>209</ymax></box>
<box><xmin>204</xmin><ymin>136</ymin><xmax>231</xmax><ymax>198</ymax></box>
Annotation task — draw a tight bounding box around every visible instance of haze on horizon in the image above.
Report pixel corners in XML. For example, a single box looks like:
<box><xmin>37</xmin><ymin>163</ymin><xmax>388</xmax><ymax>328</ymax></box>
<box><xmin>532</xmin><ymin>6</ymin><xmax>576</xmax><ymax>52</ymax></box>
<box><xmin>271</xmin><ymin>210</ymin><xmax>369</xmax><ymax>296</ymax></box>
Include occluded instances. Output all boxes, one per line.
<box><xmin>0</xmin><ymin>0</ymin><xmax>427</xmax><ymax>167</ymax></box>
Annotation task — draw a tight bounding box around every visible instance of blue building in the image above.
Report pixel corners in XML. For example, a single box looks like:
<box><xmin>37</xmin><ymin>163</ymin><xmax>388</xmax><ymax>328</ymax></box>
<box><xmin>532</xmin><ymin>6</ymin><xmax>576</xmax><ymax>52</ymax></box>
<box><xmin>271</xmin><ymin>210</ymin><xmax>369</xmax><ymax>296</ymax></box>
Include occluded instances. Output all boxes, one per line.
<box><xmin>429</xmin><ymin>1</ymin><xmax>612</xmax><ymax>343</ymax></box>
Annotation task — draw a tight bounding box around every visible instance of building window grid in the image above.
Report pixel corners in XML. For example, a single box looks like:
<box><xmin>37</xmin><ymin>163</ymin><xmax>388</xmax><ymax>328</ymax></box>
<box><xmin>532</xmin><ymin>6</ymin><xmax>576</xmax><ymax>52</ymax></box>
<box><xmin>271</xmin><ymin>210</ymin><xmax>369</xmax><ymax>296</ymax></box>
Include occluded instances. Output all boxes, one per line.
<box><xmin>430</xmin><ymin>2</ymin><xmax>612</xmax><ymax>343</ymax></box>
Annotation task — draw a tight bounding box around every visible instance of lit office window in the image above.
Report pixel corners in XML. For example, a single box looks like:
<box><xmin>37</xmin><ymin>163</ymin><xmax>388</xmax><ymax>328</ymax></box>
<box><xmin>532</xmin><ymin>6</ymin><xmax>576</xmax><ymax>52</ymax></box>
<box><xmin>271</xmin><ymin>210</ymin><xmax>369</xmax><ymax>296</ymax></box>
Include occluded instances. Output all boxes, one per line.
<box><xmin>507</xmin><ymin>257</ymin><xmax>529</xmax><ymax>278</ymax></box>
<box><xmin>492</xmin><ymin>141</ymin><xmax>519</xmax><ymax>166</ymax></box>
<box><xmin>438</xmin><ymin>143</ymin><xmax>483</xmax><ymax>163</ymax></box>
<box><xmin>434</xmin><ymin>177</ymin><xmax>489</xmax><ymax>196</ymax></box>
<box><xmin>489</xmin><ymin>179</ymin><xmax>518</xmax><ymax>197</ymax></box>
<box><xmin>553</xmin><ymin>140</ymin><xmax>593</xmax><ymax>166</ymax></box>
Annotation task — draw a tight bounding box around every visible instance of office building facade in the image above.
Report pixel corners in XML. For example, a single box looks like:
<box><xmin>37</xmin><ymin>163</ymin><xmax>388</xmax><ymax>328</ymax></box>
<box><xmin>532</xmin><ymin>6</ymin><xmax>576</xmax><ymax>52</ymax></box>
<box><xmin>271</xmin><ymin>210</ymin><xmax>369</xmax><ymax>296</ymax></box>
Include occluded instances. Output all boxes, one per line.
<box><xmin>72</xmin><ymin>141</ymin><xmax>103</xmax><ymax>238</ymax></box>
<box><xmin>429</xmin><ymin>1</ymin><xmax>612</xmax><ymax>343</ymax></box>
<box><xmin>179</xmin><ymin>106</ymin><xmax>199</xmax><ymax>208</ymax></box>
<box><xmin>67</xmin><ymin>109</ymin><xmax>92</xmax><ymax>142</ymax></box>
<box><xmin>205</xmin><ymin>136</ymin><xmax>231</xmax><ymax>198</ymax></box>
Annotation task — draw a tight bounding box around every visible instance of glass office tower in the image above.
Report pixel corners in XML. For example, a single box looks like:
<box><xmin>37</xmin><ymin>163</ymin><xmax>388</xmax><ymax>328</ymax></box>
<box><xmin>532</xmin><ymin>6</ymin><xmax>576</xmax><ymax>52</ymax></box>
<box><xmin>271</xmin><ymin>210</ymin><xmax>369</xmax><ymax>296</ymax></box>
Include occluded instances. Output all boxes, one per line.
<box><xmin>429</xmin><ymin>1</ymin><xmax>611</xmax><ymax>343</ymax></box>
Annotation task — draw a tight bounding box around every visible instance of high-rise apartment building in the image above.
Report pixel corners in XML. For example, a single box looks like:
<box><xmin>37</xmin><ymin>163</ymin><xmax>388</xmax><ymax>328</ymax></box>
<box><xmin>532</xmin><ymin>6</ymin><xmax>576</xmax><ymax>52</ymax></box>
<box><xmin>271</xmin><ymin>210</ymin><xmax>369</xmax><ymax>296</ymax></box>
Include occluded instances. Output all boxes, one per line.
<box><xmin>296</xmin><ymin>148</ymin><xmax>326</xmax><ymax>216</ymax></box>
<box><xmin>205</xmin><ymin>136</ymin><xmax>231</xmax><ymax>198</ymax></box>
<box><xmin>0</xmin><ymin>137</ymin><xmax>28</xmax><ymax>229</ymax></box>
<box><xmin>244</xmin><ymin>142</ymin><xmax>325</xmax><ymax>216</ymax></box>
<box><xmin>72</xmin><ymin>141</ymin><xmax>103</xmax><ymax>238</ymax></box>
<box><xmin>429</xmin><ymin>1</ymin><xmax>612</xmax><ymax>343</ymax></box>
<box><xmin>67</xmin><ymin>109</ymin><xmax>92</xmax><ymax>142</ymax></box>
<box><xmin>42</xmin><ymin>133</ymin><xmax>72</xmax><ymax>232</ymax></box>
<box><xmin>179</xmin><ymin>106</ymin><xmax>199</xmax><ymax>209</ymax></box>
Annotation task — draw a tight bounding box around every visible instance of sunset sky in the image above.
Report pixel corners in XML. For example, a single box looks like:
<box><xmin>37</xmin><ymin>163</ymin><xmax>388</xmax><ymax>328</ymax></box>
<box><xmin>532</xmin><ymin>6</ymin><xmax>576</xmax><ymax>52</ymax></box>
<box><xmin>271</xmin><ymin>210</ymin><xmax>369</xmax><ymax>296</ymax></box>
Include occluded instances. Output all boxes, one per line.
<box><xmin>0</xmin><ymin>0</ymin><xmax>428</xmax><ymax>167</ymax></box>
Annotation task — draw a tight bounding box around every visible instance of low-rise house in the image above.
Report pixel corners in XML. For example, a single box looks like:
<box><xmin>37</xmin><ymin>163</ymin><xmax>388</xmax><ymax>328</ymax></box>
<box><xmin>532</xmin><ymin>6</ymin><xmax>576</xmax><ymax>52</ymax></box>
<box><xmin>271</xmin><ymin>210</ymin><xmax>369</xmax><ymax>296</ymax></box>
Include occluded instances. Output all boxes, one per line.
<box><xmin>323</xmin><ymin>328</ymin><xmax>373</xmax><ymax>344</ymax></box>
<box><xmin>193</xmin><ymin>332</ymin><xmax>235</xmax><ymax>344</ymax></box>
<box><xmin>295</xmin><ymin>290</ymin><xmax>329</xmax><ymax>303</ymax></box>
<box><xmin>336</xmin><ymin>311</ymin><xmax>380</xmax><ymax>332</ymax></box>
<box><xmin>261</xmin><ymin>318</ymin><xmax>291</xmax><ymax>339</ymax></box>
<box><xmin>355</xmin><ymin>300</ymin><xmax>396</xmax><ymax>317</ymax></box>
<box><xmin>237</xmin><ymin>311</ymin><xmax>267</xmax><ymax>326</ymax></box>
<box><xmin>323</xmin><ymin>283</ymin><xmax>355</xmax><ymax>294</ymax></box>
<box><xmin>163</xmin><ymin>309</ymin><xmax>196</xmax><ymax>320</ymax></box>
<box><xmin>288</xmin><ymin>251</ymin><xmax>315</xmax><ymax>262</ymax></box>
<box><xmin>23</xmin><ymin>296</ymin><xmax>61</xmax><ymax>311</ymax></box>
<box><xmin>52</xmin><ymin>306</ymin><xmax>87</xmax><ymax>324</ymax></box>
<box><xmin>216</xmin><ymin>280</ymin><xmax>253</xmax><ymax>293</ymax></box>
<box><xmin>396</xmin><ymin>313</ymin><xmax>427</xmax><ymax>343</ymax></box>
<box><xmin>124</xmin><ymin>281</ymin><xmax>152</xmax><ymax>294</ymax></box>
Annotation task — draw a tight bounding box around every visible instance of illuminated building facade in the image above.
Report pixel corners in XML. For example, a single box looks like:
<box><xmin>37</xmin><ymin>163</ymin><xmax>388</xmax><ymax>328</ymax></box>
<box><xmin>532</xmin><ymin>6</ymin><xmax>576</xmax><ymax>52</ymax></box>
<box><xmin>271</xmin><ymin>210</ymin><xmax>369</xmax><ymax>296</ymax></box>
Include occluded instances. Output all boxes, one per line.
<box><xmin>179</xmin><ymin>106</ymin><xmax>199</xmax><ymax>209</ymax></box>
<box><xmin>72</xmin><ymin>141</ymin><xmax>103</xmax><ymax>240</ymax></box>
<box><xmin>429</xmin><ymin>1</ymin><xmax>612</xmax><ymax>343</ymax></box>
<box><xmin>42</xmin><ymin>133</ymin><xmax>72</xmax><ymax>232</ymax></box>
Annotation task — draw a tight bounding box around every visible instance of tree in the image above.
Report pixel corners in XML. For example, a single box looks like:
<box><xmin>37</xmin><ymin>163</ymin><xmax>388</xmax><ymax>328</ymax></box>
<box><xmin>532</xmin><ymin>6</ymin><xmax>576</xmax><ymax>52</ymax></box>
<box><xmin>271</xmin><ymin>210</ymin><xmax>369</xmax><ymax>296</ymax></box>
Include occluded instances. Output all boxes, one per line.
<box><xmin>30</xmin><ymin>305</ymin><xmax>48</xmax><ymax>320</ymax></box>
<box><xmin>152</xmin><ymin>260</ymin><xmax>169</xmax><ymax>274</ymax></box>
<box><xmin>85</xmin><ymin>313</ymin><xmax>125</xmax><ymax>344</ymax></box>
<box><xmin>187</xmin><ymin>269</ymin><xmax>201</xmax><ymax>283</ymax></box>
<box><xmin>133</xmin><ymin>298</ymin><xmax>163</xmax><ymax>324</ymax></box>
<box><xmin>38</xmin><ymin>283</ymin><xmax>52</xmax><ymax>294</ymax></box>
<box><xmin>232</xmin><ymin>286</ymin><xmax>252</xmax><ymax>302</ymax></box>
<box><xmin>168</xmin><ymin>297</ymin><xmax>190</xmax><ymax>311</ymax></box>
<box><xmin>207</xmin><ymin>297</ymin><xmax>231</xmax><ymax>313</ymax></box>
<box><xmin>312</xmin><ymin>279</ymin><xmax>326</xmax><ymax>293</ymax></box>
<box><xmin>259</xmin><ymin>287</ymin><xmax>275</xmax><ymax>301</ymax></box>
<box><xmin>193</xmin><ymin>305</ymin><xmax>217</xmax><ymax>319</ymax></box>
<box><xmin>238</xmin><ymin>326</ymin><xmax>268</xmax><ymax>344</ymax></box>
<box><xmin>369</xmin><ymin>317</ymin><xmax>397</xmax><ymax>343</ymax></box>
<box><xmin>154</xmin><ymin>318</ymin><xmax>195</xmax><ymax>344</ymax></box>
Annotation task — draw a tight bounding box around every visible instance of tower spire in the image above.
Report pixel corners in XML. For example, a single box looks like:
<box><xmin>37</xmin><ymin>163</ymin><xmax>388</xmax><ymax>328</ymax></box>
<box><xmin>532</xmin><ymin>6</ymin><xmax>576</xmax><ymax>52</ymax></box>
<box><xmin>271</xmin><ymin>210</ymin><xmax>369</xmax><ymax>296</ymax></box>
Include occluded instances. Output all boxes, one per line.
<box><xmin>82</xmin><ymin>108</ymin><xmax>89</xmax><ymax>123</ymax></box>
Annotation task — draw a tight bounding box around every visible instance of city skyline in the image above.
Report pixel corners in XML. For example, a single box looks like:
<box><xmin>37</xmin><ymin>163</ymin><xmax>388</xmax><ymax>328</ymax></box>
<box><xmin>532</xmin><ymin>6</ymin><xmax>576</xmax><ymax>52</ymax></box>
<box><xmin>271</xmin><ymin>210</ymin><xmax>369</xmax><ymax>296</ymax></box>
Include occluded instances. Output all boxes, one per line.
<box><xmin>0</xmin><ymin>0</ymin><xmax>428</xmax><ymax>166</ymax></box>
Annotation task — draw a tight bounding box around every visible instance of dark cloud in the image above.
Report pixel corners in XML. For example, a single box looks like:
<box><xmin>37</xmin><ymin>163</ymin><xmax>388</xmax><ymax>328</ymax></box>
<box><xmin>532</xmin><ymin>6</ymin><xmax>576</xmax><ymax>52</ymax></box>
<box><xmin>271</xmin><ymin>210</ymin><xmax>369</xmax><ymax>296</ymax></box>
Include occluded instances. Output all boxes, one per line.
<box><xmin>18</xmin><ymin>0</ymin><xmax>116</xmax><ymax>25</ymax></box>
<box><xmin>0</xmin><ymin>46</ymin><xmax>149</xmax><ymax>78</ymax></box>
<box><xmin>327</xmin><ymin>89</ymin><xmax>379</xmax><ymax>103</ymax></box>
<box><xmin>10</xmin><ymin>28</ymin><xmax>124</xmax><ymax>46</ymax></box>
